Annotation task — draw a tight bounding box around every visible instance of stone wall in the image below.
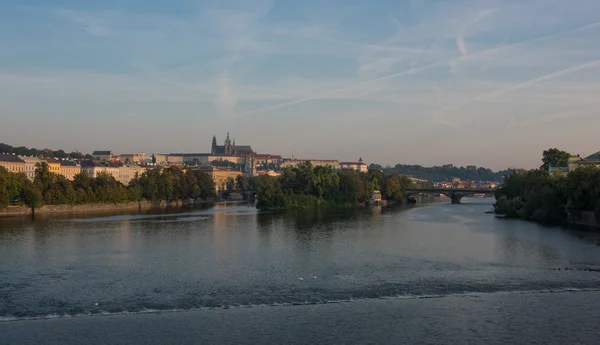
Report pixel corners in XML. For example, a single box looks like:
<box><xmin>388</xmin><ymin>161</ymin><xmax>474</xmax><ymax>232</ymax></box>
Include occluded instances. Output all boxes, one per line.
<box><xmin>0</xmin><ymin>198</ymin><xmax>213</xmax><ymax>217</ymax></box>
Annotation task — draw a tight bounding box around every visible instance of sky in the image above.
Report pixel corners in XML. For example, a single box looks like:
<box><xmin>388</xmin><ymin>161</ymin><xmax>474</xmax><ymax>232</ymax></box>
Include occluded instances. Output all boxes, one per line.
<box><xmin>1</xmin><ymin>0</ymin><xmax>600</xmax><ymax>170</ymax></box>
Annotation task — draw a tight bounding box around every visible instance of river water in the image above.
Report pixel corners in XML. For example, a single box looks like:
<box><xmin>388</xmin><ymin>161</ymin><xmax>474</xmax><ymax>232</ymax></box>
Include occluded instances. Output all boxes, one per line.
<box><xmin>2</xmin><ymin>198</ymin><xmax>600</xmax><ymax>342</ymax></box>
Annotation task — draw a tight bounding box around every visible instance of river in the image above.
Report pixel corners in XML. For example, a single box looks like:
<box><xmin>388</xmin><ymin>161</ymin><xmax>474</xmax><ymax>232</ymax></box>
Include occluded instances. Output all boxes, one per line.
<box><xmin>2</xmin><ymin>198</ymin><xmax>600</xmax><ymax>344</ymax></box>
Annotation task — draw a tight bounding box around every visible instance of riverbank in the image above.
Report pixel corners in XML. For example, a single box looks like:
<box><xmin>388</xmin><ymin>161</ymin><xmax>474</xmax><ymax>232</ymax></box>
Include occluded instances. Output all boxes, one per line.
<box><xmin>1</xmin><ymin>290</ymin><xmax>598</xmax><ymax>344</ymax></box>
<box><xmin>0</xmin><ymin>199</ymin><xmax>216</xmax><ymax>217</ymax></box>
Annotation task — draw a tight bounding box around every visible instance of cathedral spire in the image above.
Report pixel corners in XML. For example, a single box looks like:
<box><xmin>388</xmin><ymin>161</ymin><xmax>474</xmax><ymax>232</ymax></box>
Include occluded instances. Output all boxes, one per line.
<box><xmin>211</xmin><ymin>135</ymin><xmax>217</xmax><ymax>155</ymax></box>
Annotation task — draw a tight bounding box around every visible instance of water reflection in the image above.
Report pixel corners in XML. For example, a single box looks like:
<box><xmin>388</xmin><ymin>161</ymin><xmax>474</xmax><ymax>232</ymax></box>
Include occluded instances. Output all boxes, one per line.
<box><xmin>2</xmin><ymin>200</ymin><xmax>600</xmax><ymax>319</ymax></box>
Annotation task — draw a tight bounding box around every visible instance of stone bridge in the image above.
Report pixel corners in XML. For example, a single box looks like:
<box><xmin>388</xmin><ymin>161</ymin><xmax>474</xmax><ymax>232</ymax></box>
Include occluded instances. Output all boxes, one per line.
<box><xmin>405</xmin><ymin>188</ymin><xmax>496</xmax><ymax>204</ymax></box>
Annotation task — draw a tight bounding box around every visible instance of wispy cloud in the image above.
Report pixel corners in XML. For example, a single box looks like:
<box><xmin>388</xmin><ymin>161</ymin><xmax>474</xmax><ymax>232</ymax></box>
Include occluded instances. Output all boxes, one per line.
<box><xmin>433</xmin><ymin>58</ymin><xmax>600</xmax><ymax>127</ymax></box>
<box><xmin>2</xmin><ymin>0</ymin><xmax>600</xmax><ymax>169</ymax></box>
<box><xmin>214</xmin><ymin>72</ymin><xmax>238</xmax><ymax>118</ymax></box>
<box><xmin>58</xmin><ymin>10</ymin><xmax>114</xmax><ymax>37</ymax></box>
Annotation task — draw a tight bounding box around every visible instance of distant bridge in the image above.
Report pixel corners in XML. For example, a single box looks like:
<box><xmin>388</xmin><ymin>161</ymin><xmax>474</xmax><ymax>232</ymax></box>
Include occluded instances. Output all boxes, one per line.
<box><xmin>405</xmin><ymin>188</ymin><xmax>496</xmax><ymax>204</ymax></box>
<box><xmin>220</xmin><ymin>190</ymin><xmax>257</xmax><ymax>201</ymax></box>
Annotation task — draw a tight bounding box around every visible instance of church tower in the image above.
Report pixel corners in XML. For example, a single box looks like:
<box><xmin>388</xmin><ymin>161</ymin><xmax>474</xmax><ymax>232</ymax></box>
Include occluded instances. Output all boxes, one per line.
<box><xmin>224</xmin><ymin>132</ymin><xmax>232</xmax><ymax>155</ymax></box>
<box><xmin>211</xmin><ymin>135</ymin><xmax>217</xmax><ymax>155</ymax></box>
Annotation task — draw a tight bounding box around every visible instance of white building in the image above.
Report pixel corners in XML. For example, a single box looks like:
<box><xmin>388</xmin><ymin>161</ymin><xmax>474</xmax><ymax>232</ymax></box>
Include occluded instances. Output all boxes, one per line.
<box><xmin>18</xmin><ymin>156</ymin><xmax>42</xmax><ymax>181</ymax></box>
<box><xmin>339</xmin><ymin>158</ymin><xmax>368</xmax><ymax>172</ymax></box>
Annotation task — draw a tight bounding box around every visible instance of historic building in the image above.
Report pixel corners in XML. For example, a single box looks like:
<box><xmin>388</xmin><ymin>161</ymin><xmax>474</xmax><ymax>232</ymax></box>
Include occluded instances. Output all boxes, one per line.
<box><xmin>281</xmin><ymin>152</ymin><xmax>340</xmax><ymax>170</ymax></box>
<box><xmin>18</xmin><ymin>156</ymin><xmax>42</xmax><ymax>181</ymax></box>
<box><xmin>92</xmin><ymin>151</ymin><xmax>113</xmax><ymax>161</ymax></box>
<box><xmin>60</xmin><ymin>161</ymin><xmax>81</xmax><ymax>181</ymax></box>
<box><xmin>194</xmin><ymin>166</ymin><xmax>243</xmax><ymax>192</ymax></box>
<box><xmin>40</xmin><ymin>158</ymin><xmax>61</xmax><ymax>174</ymax></box>
<box><xmin>211</xmin><ymin>133</ymin><xmax>254</xmax><ymax>157</ymax></box>
<box><xmin>339</xmin><ymin>158</ymin><xmax>368</xmax><ymax>172</ymax></box>
<box><xmin>0</xmin><ymin>154</ymin><xmax>25</xmax><ymax>173</ymax></box>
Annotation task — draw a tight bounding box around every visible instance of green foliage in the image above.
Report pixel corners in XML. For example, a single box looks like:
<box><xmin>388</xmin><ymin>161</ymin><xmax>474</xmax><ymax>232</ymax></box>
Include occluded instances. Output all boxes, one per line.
<box><xmin>256</xmin><ymin>176</ymin><xmax>285</xmax><ymax>209</ymax></box>
<box><xmin>256</xmin><ymin>166</ymin><xmax>413</xmax><ymax>210</ymax></box>
<box><xmin>226</xmin><ymin>177</ymin><xmax>235</xmax><ymax>191</ymax></box>
<box><xmin>541</xmin><ymin>148</ymin><xmax>571</xmax><ymax>171</ymax></box>
<box><xmin>385</xmin><ymin>164</ymin><xmax>507</xmax><ymax>182</ymax></box>
<box><xmin>494</xmin><ymin>149</ymin><xmax>600</xmax><ymax>225</ymax></box>
<box><xmin>134</xmin><ymin>167</ymin><xmax>216</xmax><ymax>201</ymax></box>
<box><xmin>0</xmin><ymin>142</ymin><xmax>83</xmax><ymax>159</ymax></box>
<box><xmin>0</xmin><ymin>165</ymin><xmax>218</xmax><ymax>209</ymax></box>
<box><xmin>22</xmin><ymin>181</ymin><xmax>42</xmax><ymax>210</ymax></box>
<box><xmin>236</xmin><ymin>175</ymin><xmax>249</xmax><ymax>190</ymax></box>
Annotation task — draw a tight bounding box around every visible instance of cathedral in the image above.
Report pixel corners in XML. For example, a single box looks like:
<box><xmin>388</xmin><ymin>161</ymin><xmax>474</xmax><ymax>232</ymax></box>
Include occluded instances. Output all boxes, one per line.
<box><xmin>211</xmin><ymin>133</ymin><xmax>254</xmax><ymax>157</ymax></box>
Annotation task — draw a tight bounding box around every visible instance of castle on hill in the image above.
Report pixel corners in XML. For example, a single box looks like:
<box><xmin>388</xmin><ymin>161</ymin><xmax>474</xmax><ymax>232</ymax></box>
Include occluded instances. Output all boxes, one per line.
<box><xmin>211</xmin><ymin>132</ymin><xmax>254</xmax><ymax>157</ymax></box>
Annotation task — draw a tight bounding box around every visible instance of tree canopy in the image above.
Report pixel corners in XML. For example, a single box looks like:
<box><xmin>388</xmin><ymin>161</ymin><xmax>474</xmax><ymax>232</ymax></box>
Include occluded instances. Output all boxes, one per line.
<box><xmin>0</xmin><ymin>165</ymin><xmax>217</xmax><ymax>210</ymax></box>
<box><xmin>495</xmin><ymin>149</ymin><xmax>600</xmax><ymax>224</ymax></box>
<box><xmin>541</xmin><ymin>148</ymin><xmax>571</xmax><ymax>171</ymax></box>
<box><xmin>257</xmin><ymin>164</ymin><xmax>416</xmax><ymax>210</ymax></box>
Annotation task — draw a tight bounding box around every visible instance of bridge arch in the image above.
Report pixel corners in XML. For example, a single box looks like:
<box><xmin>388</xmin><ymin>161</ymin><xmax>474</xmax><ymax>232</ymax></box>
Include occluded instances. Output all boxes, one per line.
<box><xmin>404</xmin><ymin>188</ymin><xmax>495</xmax><ymax>204</ymax></box>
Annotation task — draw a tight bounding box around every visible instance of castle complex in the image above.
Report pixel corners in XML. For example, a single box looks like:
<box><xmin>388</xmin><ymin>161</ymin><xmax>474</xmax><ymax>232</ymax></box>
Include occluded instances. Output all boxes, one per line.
<box><xmin>211</xmin><ymin>133</ymin><xmax>254</xmax><ymax>157</ymax></box>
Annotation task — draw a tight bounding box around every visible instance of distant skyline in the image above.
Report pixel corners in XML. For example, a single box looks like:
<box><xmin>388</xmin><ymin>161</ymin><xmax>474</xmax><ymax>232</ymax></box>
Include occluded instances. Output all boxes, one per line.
<box><xmin>1</xmin><ymin>0</ymin><xmax>599</xmax><ymax>171</ymax></box>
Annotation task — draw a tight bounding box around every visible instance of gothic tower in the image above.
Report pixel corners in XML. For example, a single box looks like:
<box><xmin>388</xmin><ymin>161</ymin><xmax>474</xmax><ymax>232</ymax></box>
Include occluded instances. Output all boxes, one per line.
<box><xmin>224</xmin><ymin>132</ymin><xmax>232</xmax><ymax>155</ymax></box>
<box><xmin>211</xmin><ymin>135</ymin><xmax>217</xmax><ymax>155</ymax></box>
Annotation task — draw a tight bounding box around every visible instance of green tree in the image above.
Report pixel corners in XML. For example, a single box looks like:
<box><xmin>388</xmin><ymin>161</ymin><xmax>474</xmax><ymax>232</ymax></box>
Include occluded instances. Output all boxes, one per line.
<box><xmin>311</xmin><ymin>166</ymin><xmax>339</xmax><ymax>199</ymax></box>
<box><xmin>22</xmin><ymin>181</ymin><xmax>42</xmax><ymax>215</ymax></box>
<box><xmin>541</xmin><ymin>148</ymin><xmax>571</xmax><ymax>171</ymax></box>
<box><xmin>337</xmin><ymin>169</ymin><xmax>361</xmax><ymax>203</ymax></box>
<box><xmin>236</xmin><ymin>175</ymin><xmax>249</xmax><ymax>190</ymax></box>
<box><xmin>226</xmin><ymin>177</ymin><xmax>236</xmax><ymax>191</ymax></box>
<box><xmin>257</xmin><ymin>176</ymin><xmax>285</xmax><ymax>209</ymax></box>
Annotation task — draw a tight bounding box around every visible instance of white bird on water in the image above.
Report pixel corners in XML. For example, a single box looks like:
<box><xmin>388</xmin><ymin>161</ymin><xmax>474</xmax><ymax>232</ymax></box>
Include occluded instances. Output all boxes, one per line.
<box><xmin>299</xmin><ymin>278</ymin><xmax>304</xmax><ymax>281</ymax></box>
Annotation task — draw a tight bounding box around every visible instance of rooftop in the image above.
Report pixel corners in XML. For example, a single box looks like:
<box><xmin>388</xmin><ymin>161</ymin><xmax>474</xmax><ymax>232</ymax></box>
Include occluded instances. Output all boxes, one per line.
<box><xmin>0</xmin><ymin>154</ymin><xmax>25</xmax><ymax>163</ymax></box>
<box><xmin>584</xmin><ymin>151</ymin><xmax>600</xmax><ymax>161</ymax></box>
<box><xmin>93</xmin><ymin>151</ymin><xmax>112</xmax><ymax>156</ymax></box>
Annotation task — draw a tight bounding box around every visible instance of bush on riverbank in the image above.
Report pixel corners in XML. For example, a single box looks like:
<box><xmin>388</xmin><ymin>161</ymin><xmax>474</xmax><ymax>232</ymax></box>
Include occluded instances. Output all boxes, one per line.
<box><xmin>256</xmin><ymin>163</ymin><xmax>417</xmax><ymax>210</ymax></box>
<box><xmin>494</xmin><ymin>154</ymin><xmax>600</xmax><ymax>225</ymax></box>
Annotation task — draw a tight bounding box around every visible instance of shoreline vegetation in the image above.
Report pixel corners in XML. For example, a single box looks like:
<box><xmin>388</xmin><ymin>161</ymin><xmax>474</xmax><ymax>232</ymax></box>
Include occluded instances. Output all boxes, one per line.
<box><xmin>0</xmin><ymin>199</ymin><xmax>216</xmax><ymax>217</ymax></box>
<box><xmin>255</xmin><ymin>162</ymin><xmax>430</xmax><ymax>210</ymax></box>
<box><xmin>0</xmin><ymin>163</ymin><xmax>217</xmax><ymax>216</ymax></box>
<box><xmin>494</xmin><ymin>149</ymin><xmax>600</xmax><ymax>228</ymax></box>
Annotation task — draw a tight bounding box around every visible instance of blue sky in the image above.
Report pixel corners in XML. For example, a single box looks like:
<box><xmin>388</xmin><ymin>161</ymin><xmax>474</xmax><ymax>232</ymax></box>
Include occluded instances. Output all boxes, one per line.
<box><xmin>1</xmin><ymin>0</ymin><xmax>600</xmax><ymax>170</ymax></box>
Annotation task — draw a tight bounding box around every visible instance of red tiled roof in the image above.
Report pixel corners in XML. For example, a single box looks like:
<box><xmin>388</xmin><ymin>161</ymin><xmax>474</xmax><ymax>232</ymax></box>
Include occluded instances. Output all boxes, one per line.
<box><xmin>339</xmin><ymin>161</ymin><xmax>366</xmax><ymax>165</ymax></box>
<box><xmin>284</xmin><ymin>159</ymin><xmax>338</xmax><ymax>163</ymax></box>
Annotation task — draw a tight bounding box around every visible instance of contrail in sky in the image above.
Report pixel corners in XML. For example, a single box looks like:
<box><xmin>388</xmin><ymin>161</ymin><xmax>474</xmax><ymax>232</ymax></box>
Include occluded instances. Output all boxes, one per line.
<box><xmin>434</xmin><ymin>58</ymin><xmax>600</xmax><ymax>122</ymax></box>
<box><xmin>242</xmin><ymin>60</ymin><xmax>447</xmax><ymax>116</ymax></box>
<box><xmin>241</xmin><ymin>20</ymin><xmax>600</xmax><ymax>117</ymax></box>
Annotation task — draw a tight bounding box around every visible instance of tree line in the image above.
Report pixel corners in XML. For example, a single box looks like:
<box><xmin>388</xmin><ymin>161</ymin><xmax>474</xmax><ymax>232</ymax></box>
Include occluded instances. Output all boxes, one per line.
<box><xmin>494</xmin><ymin>149</ymin><xmax>600</xmax><ymax>224</ymax></box>
<box><xmin>0</xmin><ymin>163</ymin><xmax>216</xmax><ymax>213</ymax></box>
<box><xmin>0</xmin><ymin>142</ymin><xmax>92</xmax><ymax>160</ymax></box>
<box><xmin>256</xmin><ymin>163</ymin><xmax>424</xmax><ymax>210</ymax></box>
<box><xmin>376</xmin><ymin>164</ymin><xmax>511</xmax><ymax>182</ymax></box>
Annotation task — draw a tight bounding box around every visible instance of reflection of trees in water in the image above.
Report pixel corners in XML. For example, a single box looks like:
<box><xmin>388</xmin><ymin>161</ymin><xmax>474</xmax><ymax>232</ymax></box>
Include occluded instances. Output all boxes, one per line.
<box><xmin>256</xmin><ymin>208</ymin><xmax>362</xmax><ymax>240</ymax></box>
<box><xmin>493</xmin><ymin>221</ymin><xmax>562</xmax><ymax>265</ymax></box>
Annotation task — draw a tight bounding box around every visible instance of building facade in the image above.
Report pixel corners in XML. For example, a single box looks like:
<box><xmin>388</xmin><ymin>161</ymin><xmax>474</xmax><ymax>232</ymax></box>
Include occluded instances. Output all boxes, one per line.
<box><xmin>40</xmin><ymin>158</ymin><xmax>61</xmax><ymax>175</ymax></box>
<box><xmin>339</xmin><ymin>158</ymin><xmax>368</xmax><ymax>172</ymax></box>
<box><xmin>194</xmin><ymin>166</ymin><xmax>243</xmax><ymax>192</ymax></box>
<box><xmin>254</xmin><ymin>154</ymin><xmax>283</xmax><ymax>167</ymax></box>
<box><xmin>281</xmin><ymin>158</ymin><xmax>340</xmax><ymax>170</ymax></box>
<box><xmin>92</xmin><ymin>151</ymin><xmax>113</xmax><ymax>161</ymax></box>
<box><xmin>0</xmin><ymin>154</ymin><xmax>25</xmax><ymax>173</ymax></box>
<box><xmin>567</xmin><ymin>153</ymin><xmax>600</xmax><ymax>172</ymax></box>
<box><xmin>18</xmin><ymin>156</ymin><xmax>42</xmax><ymax>181</ymax></box>
<box><xmin>60</xmin><ymin>161</ymin><xmax>81</xmax><ymax>180</ymax></box>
